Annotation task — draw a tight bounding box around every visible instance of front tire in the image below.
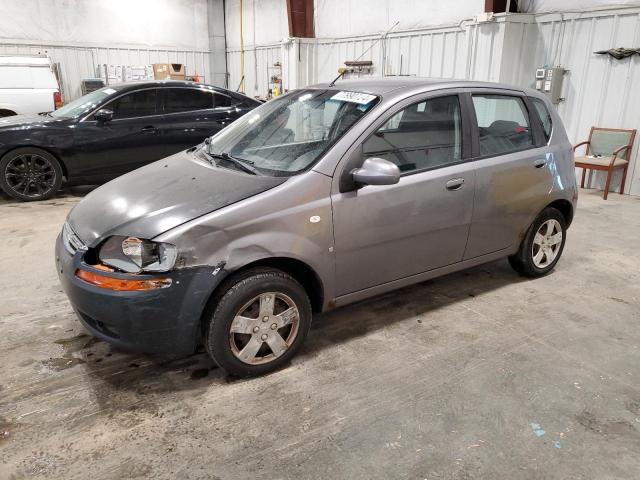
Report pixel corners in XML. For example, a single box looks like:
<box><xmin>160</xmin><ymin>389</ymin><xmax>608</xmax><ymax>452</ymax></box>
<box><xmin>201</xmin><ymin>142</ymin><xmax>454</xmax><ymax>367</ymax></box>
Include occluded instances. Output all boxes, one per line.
<box><xmin>204</xmin><ymin>268</ymin><xmax>312</xmax><ymax>377</ymax></box>
<box><xmin>508</xmin><ymin>207</ymin><xmax>567</xmax><ymax>277</ymax></box>
<box><xmin>0</xmin><ymin>147</ymin><xmax>63</xmax><ymax>201</ymax></box>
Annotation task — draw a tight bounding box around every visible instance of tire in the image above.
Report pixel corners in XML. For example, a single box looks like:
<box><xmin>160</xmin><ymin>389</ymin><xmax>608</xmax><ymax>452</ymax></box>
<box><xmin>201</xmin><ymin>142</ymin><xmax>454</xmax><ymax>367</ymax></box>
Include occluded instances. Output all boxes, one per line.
<box><xmin>508</xmin><ymin>207</ymin><xmax>567</xmax><ymax>278</ymax></box>
<box><xmin>0</xmin><ymin>147</ymin><xmax>63</xmax><ymax>201</ymax></box>
<box><xmin>204</xmin><ymin>268</ymin><xmax>312</xmax><ymax>377</ymax></box>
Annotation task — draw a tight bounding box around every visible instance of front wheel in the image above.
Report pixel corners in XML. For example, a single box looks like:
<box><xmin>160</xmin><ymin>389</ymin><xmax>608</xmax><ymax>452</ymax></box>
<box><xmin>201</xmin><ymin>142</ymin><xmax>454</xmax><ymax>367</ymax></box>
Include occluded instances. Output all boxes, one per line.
<box><xmin>0</xmin><ymin>147</ymin><xmax>63</xmax><ymax>201</ymax></box>
<box><xmin>204</xmin><ymin>268</ymin><xmax>312</xmax><ymax>377</ymax></box>
<box><xmin>508</xmin><ymin>207</ymin><xmax>567</xmax><ymax>277</ymax></box>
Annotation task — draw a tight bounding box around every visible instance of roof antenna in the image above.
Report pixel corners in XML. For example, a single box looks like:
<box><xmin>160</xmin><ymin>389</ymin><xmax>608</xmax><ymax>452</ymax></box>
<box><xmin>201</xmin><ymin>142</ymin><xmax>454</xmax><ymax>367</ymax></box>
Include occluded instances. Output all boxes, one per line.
<box><xmin>328</xmin><ymin>21</ymin><xmax>400</xmax><ymax>87</ymax></box>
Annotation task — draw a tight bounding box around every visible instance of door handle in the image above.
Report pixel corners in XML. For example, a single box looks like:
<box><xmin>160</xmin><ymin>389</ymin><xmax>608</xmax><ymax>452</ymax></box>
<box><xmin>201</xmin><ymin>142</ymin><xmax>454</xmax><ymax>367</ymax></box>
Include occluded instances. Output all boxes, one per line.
<box><xmin>533</xmin><ymin>158</ymin><xmax>546</xmax><ymax>168</ymax></box>
<box><xmin>141</xmin><ymin>126</ymin><xmax>157</xmax><ymax>134</ymax></box>
<box><xmin>445</xmin><ymin>178</ymin><xmax>465</xmax><ymax>191</ymax></box>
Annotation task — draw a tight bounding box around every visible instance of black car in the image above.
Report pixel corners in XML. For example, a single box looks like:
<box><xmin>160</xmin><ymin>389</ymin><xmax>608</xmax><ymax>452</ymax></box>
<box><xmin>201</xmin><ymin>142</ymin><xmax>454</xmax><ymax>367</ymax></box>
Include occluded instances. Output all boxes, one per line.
<box><xmin>0</xmin><ymin>81</ymin><xmax>260</xmax><ymax>201</ymax></box>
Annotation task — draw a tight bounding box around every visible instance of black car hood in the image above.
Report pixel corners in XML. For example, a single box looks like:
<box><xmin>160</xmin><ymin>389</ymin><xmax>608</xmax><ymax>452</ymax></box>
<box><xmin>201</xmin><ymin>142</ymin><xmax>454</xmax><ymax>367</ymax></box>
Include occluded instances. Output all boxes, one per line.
<box><xmin>0</xmin><ymin>113</ymin><xmax>68</xmax><ymax>130</ymax></box>
<box><xmin>68</xmin><ymin>150</ymin><xmax>288</xmax><ymax>247</ymax></box>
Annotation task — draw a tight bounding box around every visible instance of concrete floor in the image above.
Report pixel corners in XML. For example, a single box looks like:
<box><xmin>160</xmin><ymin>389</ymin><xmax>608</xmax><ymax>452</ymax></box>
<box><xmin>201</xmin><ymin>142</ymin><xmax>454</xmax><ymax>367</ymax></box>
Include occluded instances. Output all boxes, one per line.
<box><xmin>1</xmin><ymin>188</ymin><xmax>639</xmax><ymax>479</ymax></box>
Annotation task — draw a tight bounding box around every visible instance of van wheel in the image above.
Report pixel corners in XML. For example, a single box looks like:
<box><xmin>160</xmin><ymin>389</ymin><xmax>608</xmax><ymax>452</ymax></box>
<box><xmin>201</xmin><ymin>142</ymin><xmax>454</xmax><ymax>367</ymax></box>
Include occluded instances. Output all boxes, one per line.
<box><xmin>204</xmin><ymin>268</ymin><xmax>312</xmax><ymax>377</ymax></box>
<box><xmin>508</xmin><ymin>207</ymin><xmax>567</xmax><ymax>277</ymax></box>
<box><xmin>0</xmin><ymin>147</ymin><xmax>63</xmax><ymax>201</ymax></box>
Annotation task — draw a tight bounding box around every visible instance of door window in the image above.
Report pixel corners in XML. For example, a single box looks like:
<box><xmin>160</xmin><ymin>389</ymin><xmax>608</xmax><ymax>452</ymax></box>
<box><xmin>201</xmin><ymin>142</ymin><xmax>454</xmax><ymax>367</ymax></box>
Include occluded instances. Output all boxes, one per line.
<box><xmin>108</xmin><ymin>89</ymin><xmax>157</xmax><ymax>119</ymax></box>
<box><xmin>472</xmin><ymin>94</ymin><xmax>533</xmax><ymax>156</ymax></box>
<box><xmin>213</xmin><ymin>93</ymin><xmax>232</xmax><ymax>107</ymax></box>
<box><xmin>363</xmin><ymin>95</ymin><xmax>462</xmax><ymax>173</ymax></box>
<box><xmin>164</xmin><ymin>88</ymin><xmax>214</xmax><ymax>113</ymax></box>
<box><xmin>530</xmin><ymin>97</ymin><xmax>553</xmax><ymax>142</ymax></box>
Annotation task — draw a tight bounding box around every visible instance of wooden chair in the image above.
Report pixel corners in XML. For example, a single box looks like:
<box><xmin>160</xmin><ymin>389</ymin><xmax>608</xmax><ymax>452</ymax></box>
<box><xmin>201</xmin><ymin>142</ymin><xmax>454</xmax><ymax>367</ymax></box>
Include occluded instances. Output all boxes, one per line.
<box><xmin>574</xmin><ymin>127</ymin><xmax>637</xmax><ymax>200</ymax></box>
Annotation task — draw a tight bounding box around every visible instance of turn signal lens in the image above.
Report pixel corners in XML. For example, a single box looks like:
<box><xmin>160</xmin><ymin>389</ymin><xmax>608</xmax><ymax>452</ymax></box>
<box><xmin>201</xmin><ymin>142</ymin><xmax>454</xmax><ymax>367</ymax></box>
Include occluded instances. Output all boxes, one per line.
<box><xmin>75</xmin><ymin>269</ymin><xmax>172</xmax><ymax>291</ymax></box>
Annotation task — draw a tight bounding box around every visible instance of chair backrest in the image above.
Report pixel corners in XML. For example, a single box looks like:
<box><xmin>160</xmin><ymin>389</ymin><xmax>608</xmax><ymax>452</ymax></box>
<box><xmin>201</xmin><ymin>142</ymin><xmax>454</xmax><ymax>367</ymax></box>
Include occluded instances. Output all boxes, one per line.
<box><xmin>588</xmin><ymin>127</ymin><xmax>637</xmax><ymax>159</ymax></box>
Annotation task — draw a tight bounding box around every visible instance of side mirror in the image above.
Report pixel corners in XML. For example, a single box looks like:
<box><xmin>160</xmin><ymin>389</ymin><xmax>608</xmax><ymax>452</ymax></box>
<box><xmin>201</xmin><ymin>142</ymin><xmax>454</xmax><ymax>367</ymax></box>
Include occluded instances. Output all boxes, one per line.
<box><xmin>351</xmin><ymin>157</ymin><xmax>401</xmax><ymax>187</ymax></box>
<box><xmin>95</xmin><ymin>108</ymin><xmax>113</xmax><ymax>123</ymax></box>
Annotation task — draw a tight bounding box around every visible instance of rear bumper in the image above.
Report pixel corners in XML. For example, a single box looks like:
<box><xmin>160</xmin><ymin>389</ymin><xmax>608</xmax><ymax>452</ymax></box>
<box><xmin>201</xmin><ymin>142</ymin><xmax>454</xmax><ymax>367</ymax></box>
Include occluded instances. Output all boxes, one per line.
<box><xmin>55</xmin><ymin>234</ymin><xmax>223</xmax><ymax>355</ymax></box>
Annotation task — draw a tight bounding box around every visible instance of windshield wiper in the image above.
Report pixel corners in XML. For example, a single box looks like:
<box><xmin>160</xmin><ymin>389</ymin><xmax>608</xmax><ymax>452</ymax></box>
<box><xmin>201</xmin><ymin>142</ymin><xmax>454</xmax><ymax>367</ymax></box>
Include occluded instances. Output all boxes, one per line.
<box><xmin>207</xmin><ymin>150</ymin><xmax>259</xmax><ymax>175</ymax></box>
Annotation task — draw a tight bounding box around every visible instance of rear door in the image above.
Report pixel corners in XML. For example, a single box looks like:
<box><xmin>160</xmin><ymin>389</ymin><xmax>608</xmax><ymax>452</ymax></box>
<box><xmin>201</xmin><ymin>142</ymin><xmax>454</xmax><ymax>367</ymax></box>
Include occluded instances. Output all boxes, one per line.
<box><xmin>157</xmin><ymin>87</ymin><xmax>236</xmax><ymax>153</ymax></box>
<box><xmin>462</xmin><ymin>90</ymin><xmax>554</xmax><ymax>259</ymax></box>
<box><xmin>72</xmin><ymin>88</ymin><xmax>163</xmax><ymax>178</ymax></box>
<box><xmin>331</xmin><ymin>92</ymin><xmax>476</xmax><ymax>296</ymax></box>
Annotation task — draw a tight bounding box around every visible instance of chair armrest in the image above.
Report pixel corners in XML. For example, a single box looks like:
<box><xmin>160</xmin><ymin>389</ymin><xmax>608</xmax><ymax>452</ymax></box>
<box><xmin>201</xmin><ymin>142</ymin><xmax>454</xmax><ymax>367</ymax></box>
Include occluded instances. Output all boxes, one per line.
<box><xmin>612</xmin><ymin>144</ymin><xmax>632</xmax><ymax>156</ymax></box>
<box><xmin>609</xmin><ymin>145</ymin><xmax>632</xmax><ymax>166</ymax></box>
<box><xmin>573</xmin><ymin>141</ymin><xmax>590</xmax><ymax>153</ymax></box>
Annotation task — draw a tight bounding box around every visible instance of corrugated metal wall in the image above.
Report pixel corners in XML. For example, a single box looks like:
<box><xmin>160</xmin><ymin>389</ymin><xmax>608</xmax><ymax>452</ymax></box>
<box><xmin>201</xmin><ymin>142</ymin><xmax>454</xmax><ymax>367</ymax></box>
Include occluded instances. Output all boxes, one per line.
<box><xmin>227</xmin><ymin>7</ymin><xmax>640</xmax><ymax>196</ymax></box>
<box><xmin>0</xmin><ymin>43</ymin><xmax>211</xmax><ymax>102</ymax></box>
<box><xmin>499</xmin><ymin>10</ymin><xmax>640</xmax><ymax>195</ymax></box>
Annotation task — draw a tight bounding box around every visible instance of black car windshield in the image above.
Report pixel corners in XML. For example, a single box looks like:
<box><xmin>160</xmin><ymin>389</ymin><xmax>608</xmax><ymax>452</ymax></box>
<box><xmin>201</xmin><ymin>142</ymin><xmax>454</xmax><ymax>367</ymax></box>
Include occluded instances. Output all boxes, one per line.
<box><xmin>206</xmin><ymin>89</ymin><xmax>379</xmax><ymax>175</ymax></box>
<box><xmin>50</xmin><ymin>87</ymin><xmax>116</xmax><ymax>119</ymax></box>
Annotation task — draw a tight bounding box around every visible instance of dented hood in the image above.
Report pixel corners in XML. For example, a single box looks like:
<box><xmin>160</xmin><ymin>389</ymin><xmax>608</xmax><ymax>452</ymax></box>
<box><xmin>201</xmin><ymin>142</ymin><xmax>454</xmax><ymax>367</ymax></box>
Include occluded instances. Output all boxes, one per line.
<box><xmin>67</xmin><ymin>149</ymin><xmax>287</xmax><ymax>247</ymax></box>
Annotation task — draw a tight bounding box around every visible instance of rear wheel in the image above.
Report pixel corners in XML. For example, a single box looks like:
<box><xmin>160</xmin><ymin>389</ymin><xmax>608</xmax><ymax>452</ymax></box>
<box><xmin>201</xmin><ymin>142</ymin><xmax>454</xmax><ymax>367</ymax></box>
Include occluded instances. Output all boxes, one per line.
<box><xmin>0</xmin><ymin>147</ymin><xmax>63</xmax><ymax>201</ymax></box>
<box><xmin>204</xmin><ymin>268</ymin><xmax>312</xmax><ymax>377</ymax></box>
<box><xmin>508</xmin><ymin>207</ymin><xmax>567</xmax><ymax>277</ymax></box>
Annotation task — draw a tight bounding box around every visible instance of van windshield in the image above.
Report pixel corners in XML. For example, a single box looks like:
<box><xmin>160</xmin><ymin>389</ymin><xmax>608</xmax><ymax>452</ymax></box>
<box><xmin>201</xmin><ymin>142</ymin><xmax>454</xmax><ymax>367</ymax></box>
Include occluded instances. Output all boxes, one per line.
<box><xmin>50</xmin><ymin>88</ymin><xmax>114</xmax><ymax>118</ymax></box>
<box><xmin>205</xmin><ymin>89</ymin><xmax>379</xmax><ymax>175</ymax></box>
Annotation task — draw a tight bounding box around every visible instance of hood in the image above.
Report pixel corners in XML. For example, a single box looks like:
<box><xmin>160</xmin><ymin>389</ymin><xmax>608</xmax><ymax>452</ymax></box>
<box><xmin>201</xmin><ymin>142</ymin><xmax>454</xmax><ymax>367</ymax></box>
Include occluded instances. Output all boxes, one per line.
<box><xmin>68</xmin><ymin>149</ymin><xmax>288</xmax><ymax>247</ymax></box>
<box><xmin>0</xmin><ymin>113</ymin><xmax>71</xmax><ymax>134</ymax></box>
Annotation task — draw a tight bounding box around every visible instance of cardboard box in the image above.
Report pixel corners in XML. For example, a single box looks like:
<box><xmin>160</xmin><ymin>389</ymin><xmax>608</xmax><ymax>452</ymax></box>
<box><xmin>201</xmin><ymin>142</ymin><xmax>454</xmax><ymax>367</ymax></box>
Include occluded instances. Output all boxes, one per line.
<box><xmin>153</xmin><ymin>63</ymin><xmax>185</xmax><ymax>80</ymax></box>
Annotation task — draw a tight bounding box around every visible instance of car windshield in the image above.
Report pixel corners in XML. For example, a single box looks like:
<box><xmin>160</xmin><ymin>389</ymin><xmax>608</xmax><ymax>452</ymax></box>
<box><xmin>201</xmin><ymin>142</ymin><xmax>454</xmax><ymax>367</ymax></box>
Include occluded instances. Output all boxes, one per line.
<box><xmin>205</xmin><ymin>89</ymin><xmax>379</xmax><ymax>175</ymax></box>
<box><xmin>50</xmin><ymin>87</ymin><xmax>116</xmax><ymax>119</ymax></box>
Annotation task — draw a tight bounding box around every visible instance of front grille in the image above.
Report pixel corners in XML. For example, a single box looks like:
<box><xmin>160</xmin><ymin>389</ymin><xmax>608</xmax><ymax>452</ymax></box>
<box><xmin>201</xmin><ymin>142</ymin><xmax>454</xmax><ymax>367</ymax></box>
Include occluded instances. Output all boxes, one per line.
<box><xmin>62</xmin><ymin>222</ymin><xmax>87</xmax><ymax>255</ymax></box>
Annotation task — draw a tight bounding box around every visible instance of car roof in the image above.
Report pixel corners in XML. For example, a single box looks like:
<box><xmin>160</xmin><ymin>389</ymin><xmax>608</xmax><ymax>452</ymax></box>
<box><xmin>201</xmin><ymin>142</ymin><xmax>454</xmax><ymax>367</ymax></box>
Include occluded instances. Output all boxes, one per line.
<box><xmin>106</xmin><ymin>80</ymin><xmax>246</xmax><ymax>97</ymax></box>
<box><xmin>306</xmin><ymin>77</ymin><xmax>531</xmax><ymax>98</ymax></box>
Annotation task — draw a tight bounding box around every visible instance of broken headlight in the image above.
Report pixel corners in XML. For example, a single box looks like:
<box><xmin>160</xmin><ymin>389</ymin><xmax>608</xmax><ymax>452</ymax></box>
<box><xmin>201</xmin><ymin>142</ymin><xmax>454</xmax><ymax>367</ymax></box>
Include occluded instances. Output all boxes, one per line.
<box><xmin>98</xmin><ymin>236</ymin><xmax>177</xmax><ymax>273</ymax></box>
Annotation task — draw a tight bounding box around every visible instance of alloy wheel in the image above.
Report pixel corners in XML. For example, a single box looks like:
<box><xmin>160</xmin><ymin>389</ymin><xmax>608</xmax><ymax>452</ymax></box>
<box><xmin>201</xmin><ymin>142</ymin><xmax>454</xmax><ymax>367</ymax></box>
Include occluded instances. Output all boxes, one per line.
<box><xmin>229</xmin><ymin>292</ymin><xmax>300</xmax><ymax>365</ymax></box>
<box><xmin>5</xmin><ymin>153</ymin><xmax>56</xmax><ymax>199</ymax></box>
<box><xmin>531</xmin><ymin>219</ymin><xmax>563</xmax><ymax>268</ymax></box>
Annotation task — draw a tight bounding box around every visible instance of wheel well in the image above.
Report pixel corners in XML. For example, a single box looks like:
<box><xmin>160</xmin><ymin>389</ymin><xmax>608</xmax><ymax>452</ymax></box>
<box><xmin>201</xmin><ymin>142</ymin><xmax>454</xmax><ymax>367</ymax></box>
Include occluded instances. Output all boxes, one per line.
<box><xmin>0</xmin><ymin>145</ymin><xmax>68</xmax><ymax>180</ymax></box>
<box><xmin>216</xmin><ymin>257</ymin><xmax>324</xmax><ymax>313</ymax></box>
<box><xmin>547</xmin><ymin>199</ymin><xmax>573</xmax><ymax>227</ymax></box>
<box><xmin>0</xmin><ymin>109</ymin><xmax>17</xmax><ymax>117</ymax></box>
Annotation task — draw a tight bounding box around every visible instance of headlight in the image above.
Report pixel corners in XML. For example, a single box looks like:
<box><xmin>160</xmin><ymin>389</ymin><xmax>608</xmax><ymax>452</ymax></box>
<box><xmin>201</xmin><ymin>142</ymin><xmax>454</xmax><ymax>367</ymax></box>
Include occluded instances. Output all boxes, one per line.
<box><xmin>98</xmin><ymin>236</ymin><xmax>177</xmax><ymax>273</ymax></box>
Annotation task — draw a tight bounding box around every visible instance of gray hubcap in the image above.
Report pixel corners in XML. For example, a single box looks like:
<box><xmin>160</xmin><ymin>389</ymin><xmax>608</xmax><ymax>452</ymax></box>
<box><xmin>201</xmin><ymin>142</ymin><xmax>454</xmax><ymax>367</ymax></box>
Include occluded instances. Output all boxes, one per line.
<box><xmin>532</xmin><ymin>219</ymin><xmax>562</xmax><ymax>268</ymax></box>
<box><xmin>229</xmin><ymin>292</ymin><xmax>300</xmax><ymax>365</ymax></box>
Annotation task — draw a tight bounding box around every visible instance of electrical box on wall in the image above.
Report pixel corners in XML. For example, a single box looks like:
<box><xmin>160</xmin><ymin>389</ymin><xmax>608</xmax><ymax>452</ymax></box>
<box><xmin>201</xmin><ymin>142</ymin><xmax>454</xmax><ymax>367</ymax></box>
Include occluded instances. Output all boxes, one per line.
<box><xmin>534</xmin><ymin>66</ymin><xmax>566</xmax><ymax>104</ymax></box>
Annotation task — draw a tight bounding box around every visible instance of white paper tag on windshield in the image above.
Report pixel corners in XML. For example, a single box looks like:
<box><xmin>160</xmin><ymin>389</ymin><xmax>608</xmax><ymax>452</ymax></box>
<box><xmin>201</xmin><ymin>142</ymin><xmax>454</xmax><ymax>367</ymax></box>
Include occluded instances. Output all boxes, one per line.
<box><xmin>103</xmin><ymin>88</ymin><xmax>117</xmax><ymax>94</ymax></box>
<box><xmin>331</xmin><ymin>91</ymin><xmax>376</xmax><ymax>105</ymax></box>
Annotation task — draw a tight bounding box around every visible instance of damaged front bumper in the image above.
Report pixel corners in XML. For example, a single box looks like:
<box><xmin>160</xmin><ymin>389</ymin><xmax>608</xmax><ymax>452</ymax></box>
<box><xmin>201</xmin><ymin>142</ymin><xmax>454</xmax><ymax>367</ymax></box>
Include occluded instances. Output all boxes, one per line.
<box><xmin>55</xmin><ymin>234</ymin><xmax>224</xmax><ymax>355</ymax></box>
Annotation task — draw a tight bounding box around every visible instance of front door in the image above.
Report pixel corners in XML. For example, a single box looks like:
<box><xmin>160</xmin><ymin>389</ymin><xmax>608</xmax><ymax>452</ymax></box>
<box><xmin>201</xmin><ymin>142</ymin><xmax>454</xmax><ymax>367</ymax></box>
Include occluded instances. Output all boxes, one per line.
<box><xmin>72</xmin><ymin>88</ymin><xmax>163</xmax><ymax>179</ymax></box>
<box><xmin>331</xmin><ymin>93</ymin><xmax>476</xmax><ymax>296</ymax></box>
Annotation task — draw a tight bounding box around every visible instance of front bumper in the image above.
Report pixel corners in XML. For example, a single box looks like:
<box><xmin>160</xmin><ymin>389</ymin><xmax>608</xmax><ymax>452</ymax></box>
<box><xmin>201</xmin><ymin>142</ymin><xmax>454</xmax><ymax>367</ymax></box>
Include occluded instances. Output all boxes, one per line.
<box><xmin>55</xmin><ymin>234</ymin><xmax>222</xmax><ymax>355</ymax></box>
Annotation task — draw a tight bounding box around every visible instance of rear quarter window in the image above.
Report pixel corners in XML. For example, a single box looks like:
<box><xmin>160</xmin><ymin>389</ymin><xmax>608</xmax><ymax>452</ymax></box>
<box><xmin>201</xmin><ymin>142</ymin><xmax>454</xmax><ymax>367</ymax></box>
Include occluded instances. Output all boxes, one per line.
<box><xmin>530</xmin><ymin>97</ymin><xmax>553</xmax><ymax>143</ymax></box>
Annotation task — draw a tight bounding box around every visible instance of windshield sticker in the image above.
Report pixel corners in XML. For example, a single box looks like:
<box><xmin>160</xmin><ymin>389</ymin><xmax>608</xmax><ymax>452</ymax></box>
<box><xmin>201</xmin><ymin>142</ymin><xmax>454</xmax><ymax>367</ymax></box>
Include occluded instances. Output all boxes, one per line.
<box><xmin>103</xmin><ymin>88</ymin><xmax>116</xmax><ymax>94</ymax></box>
<box><xmin>331</xmin><ymin>91</ymin><xmax>377</xmax><ymax>105</ymax></box>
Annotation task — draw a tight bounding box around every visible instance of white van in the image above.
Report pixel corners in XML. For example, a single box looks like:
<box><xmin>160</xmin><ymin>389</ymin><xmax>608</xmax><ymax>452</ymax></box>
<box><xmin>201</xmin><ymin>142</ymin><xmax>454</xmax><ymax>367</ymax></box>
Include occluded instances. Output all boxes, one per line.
<box><xmin>0</xmin><ymin>55</ymin><xmax>62</xmax><ymax>117</ymax></box>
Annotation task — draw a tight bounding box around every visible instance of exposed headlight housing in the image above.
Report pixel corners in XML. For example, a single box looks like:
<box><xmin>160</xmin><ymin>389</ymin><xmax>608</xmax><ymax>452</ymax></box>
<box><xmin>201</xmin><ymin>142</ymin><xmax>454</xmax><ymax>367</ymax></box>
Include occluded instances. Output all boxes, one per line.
<box><xmin>98</xmin><ymin>236</ymin><xmax>177</xmax><ymax>273</ymax></box>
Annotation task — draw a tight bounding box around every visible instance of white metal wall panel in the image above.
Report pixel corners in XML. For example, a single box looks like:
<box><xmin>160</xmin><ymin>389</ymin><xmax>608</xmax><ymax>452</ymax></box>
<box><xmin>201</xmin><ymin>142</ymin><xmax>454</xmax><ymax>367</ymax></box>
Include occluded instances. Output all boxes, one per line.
<box><xmin>500</xmin><ymin>10</ymin><xmax>640</xmax><ymax>195</ymax></box>
<box><xmin>0</xmin><ymin>43</ymin><xmax>211</xmax><ymax>102</ymax></box>
<box><xmin>226</xmin><ymin>44</ymin><xmax>282</xmax><ymax>98</ymax></box>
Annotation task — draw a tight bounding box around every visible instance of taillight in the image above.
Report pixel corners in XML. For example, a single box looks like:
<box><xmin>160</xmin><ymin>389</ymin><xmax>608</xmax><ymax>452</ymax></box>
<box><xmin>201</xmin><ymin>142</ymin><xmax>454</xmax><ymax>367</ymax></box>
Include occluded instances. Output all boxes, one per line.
<box><xmin>53</xmin><ymin>91</ymin><xmax>63</xmax><ymax>109</ymax></box>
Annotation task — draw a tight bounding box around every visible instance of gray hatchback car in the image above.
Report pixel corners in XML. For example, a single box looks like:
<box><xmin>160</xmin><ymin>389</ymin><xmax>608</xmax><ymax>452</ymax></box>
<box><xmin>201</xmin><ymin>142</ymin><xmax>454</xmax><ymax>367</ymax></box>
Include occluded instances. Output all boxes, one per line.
<box><xmin>56</xmin><ymin>78</ymin><xmax>577</xmax><ymax>376</ymax></box>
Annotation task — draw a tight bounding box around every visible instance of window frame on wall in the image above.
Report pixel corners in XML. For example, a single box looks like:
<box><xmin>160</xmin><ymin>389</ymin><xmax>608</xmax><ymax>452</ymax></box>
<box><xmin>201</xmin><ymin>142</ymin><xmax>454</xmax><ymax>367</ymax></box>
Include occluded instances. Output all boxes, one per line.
<box><xmin>358</xmin><ymin>92</ymin><xmax>475</xmax><ymax>178</ymax></box>
<box><xmin>461</xmin><ymin>89</ymin><xmax>546</xmax><ymax>159</ymax></box>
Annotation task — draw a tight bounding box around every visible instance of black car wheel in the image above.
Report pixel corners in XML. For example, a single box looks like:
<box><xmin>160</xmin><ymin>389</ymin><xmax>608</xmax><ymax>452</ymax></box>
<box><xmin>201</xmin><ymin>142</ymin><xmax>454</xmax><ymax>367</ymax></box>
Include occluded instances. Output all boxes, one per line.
<box><xmin>0</xmin><ymin>148</ymin><xmax>63</xmax><ymax>201</ymax></box>
<box><xmin>204</xmin><ymin>268</ymin><xmax>312</xmax><ymax>377</ymax></box>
